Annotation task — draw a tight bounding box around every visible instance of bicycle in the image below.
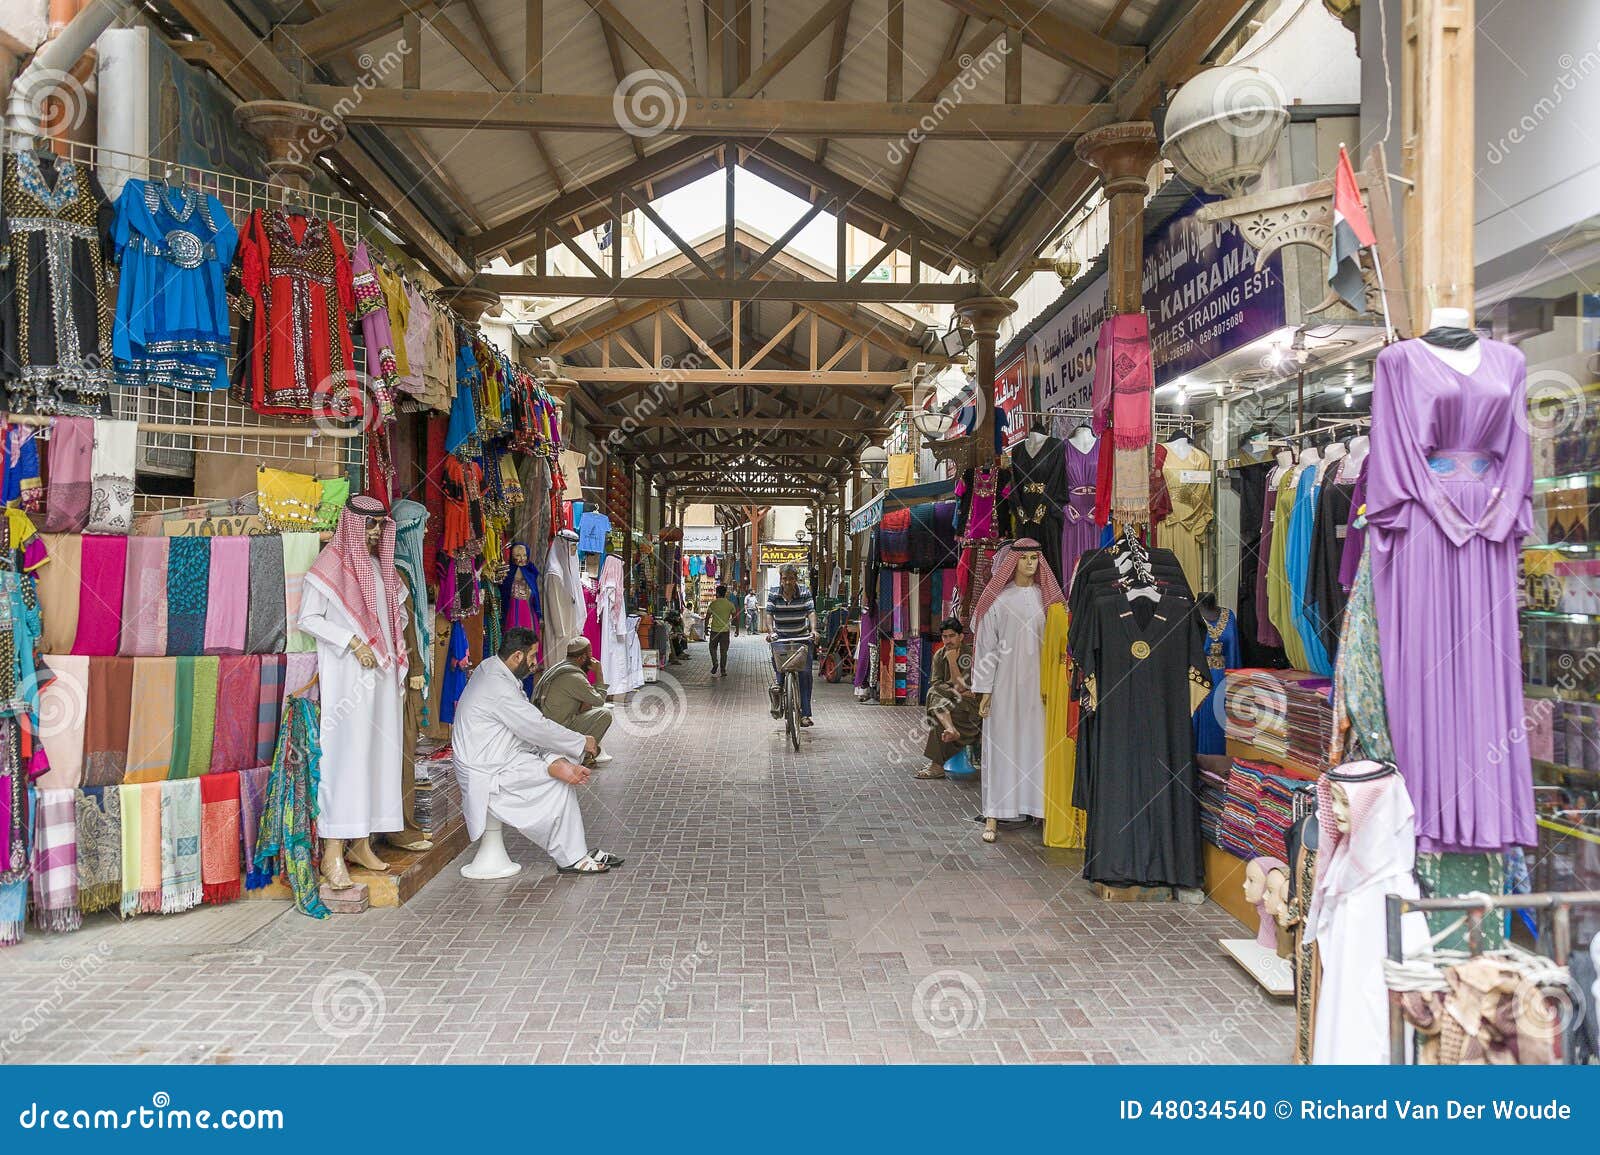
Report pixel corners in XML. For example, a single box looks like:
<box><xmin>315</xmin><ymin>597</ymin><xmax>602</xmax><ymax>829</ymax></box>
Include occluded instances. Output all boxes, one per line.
<box><xmin>769</xmin><ymin>637</ymin><xmax>810</xmax><ymax>752</ymax></box>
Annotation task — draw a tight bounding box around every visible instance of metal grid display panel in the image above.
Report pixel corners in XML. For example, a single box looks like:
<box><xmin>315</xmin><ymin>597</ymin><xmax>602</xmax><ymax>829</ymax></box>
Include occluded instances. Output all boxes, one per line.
<box><xmin>6</xmin><ymin>133</ymin><xmax>365</xmax><ymax>486</ymax></box>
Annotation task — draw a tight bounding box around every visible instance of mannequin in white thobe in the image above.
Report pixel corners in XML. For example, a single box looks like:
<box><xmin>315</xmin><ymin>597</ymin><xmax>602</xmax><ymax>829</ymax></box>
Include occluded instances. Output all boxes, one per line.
<box><xmin>452</xmin><ymin>628</ymin><xmax>618</xmax><ymax>874</ymax></box>
<box><xmin>297</xmin><ymin>498</ymin><xmax>410</xmax><ymax>888</ymax></box>
<box><xmin>970</xmin><ymin>546</ymin><xmax>1049</xmax><ymax>840</ymax></box>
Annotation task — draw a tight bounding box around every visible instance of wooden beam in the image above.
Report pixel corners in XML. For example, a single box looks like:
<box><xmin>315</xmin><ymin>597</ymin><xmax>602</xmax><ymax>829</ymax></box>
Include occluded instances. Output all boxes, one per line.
<box><xmin>745</xmin><ymin>309</ymin><xmax>810</xmax><ymax>369</ymax></box>
<box><xmin>285</xmin><ymin>0</ymin><xmax>443</xmax><ymax>58</ymax></box>
<box><xmin>626</xmin><ymin>192</ymin><xmax>721</xmax><ymax>279</ymax></box>
<box><xmin>545</xmin><ymin>218</ymin><xmax>608</xmax><ymax>278</ymax></box>
<box><xmin>815</xmin><ymin>0</ymin><xmax>854</xmax><ymax>163</ymax></box>
<box><xmin>1402</xmin><ymin>0</ymin><xmax>1475</xmax><ymax>322</ymax></box>
<box><xmin>848</xmin><ymin>228</ymin><xmax>908</xmax><ymax>283</ymax></box>
<box><xmin>301</xmin><ymin>85</ymin><xmax>1113</xmax><ymax>140</ymax></box>
<box><xmin>566</xmin><ymin>365</ymin><xmax>906</xmax><ymax>385</ymax></box>
<box><xmin>819</xmin><ymin>333</ymin><xmax>865</xmax><ymax>372</ymax></box>
<box><xmin>663</xmin><ymin>308</ymin><xmax>731</xmax><ymax>369</ymax></box>
<box><xmin>934</xmin><ymin>0</ymin><xmax>1133</xmax><ymax>82</ymax></box>
<box><xmin>732</xmin><ymin>0</ymin><xmax>854</xmax><ymax>98</ymax></box>
<box><xmin>524</xmin><ymin>0</ymin><xmax>543</xmax><ymax>90</ymax></box>
<box><xmin>583</xmin><ymin>0</ymin><xmax>699</xmax><ymax>94</ymax></box>
<box><xmin>887</xmin><ymin>0</ymin><xmax>904</xmax><ymax>102</ymax></box>
<box><xmin>637</xmin><ymin>416</ymin><xmax>866</xmax><ymax>430</ymax></box>
<box><xmin>546</xmin><ymin>300</ymin><xmax>671</xmax><ymax>355</ymax></box>
<box><xmin>706</xmin><ymin>0</ymin><xmax>726</xmax><ymax>97</ymax></box>
<box><xmin>401</xmin><ymin>13</ymin><xmax>420</xmax><ymax>88</ymax></box>
<box><xmin>442</xmin><ymin>1</ymin><xmax>563</xmax><ymax>193</ymax></box>
<box><xmin>740</xmin><ymin>202</ymin><xmax>826</xmax><ymax>281</ymax></box>
<box><xmin>1004</xmin><ymin>25</ymin><xmax>1021</xmax><ymax>104</ymax></box>
<box><xmin>478</xmin><ymin>273</ymin><xmax>975</xmax><ymax>303</ymax></box>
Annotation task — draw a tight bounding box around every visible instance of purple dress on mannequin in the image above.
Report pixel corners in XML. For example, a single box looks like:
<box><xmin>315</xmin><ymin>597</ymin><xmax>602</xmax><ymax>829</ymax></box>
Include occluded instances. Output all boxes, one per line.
<box><xmin>1366</xmin><ymin>338</ymin><xmax>1535</xmax><ymax>853</ymax></box>
<box><xmin>1061</xmin><ymin>438</ymin><xmax>1100</xmax><ymax>580</ymax></box>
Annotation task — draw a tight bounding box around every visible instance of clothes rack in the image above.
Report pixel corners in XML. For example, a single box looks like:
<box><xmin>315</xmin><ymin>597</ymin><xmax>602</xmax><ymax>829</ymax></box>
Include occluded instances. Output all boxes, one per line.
<box><xmin>1270</xmin><ymin>416</ymin><xmax>1372</xmax><ymax>447</ymax></box>
<box><xmin>1015</xmin><ymin>406</ymin><xmax>1207</xmax><ymax>438</ymax></box>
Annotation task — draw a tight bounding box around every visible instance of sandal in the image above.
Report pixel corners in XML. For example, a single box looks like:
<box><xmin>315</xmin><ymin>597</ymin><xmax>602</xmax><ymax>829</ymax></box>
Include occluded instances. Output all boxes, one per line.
<box><xmin>557</xmin><ymin>855</ymin><xmax>611</xmax><ymax>875</ymax></box>
<box><xmin>588</xmin><ymin>849</ymin><xmax>625</xmax><ymax>867</ymax></box>
<box><xmin>915</xmin><ymin>766</ymin><xmax>946</xmax><ymax>779</ymax></box>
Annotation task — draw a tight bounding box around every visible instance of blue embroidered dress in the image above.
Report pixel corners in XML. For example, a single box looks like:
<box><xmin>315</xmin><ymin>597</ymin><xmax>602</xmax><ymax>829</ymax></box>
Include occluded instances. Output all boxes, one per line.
<box><xmin>112</xmin><ymin>179</ymin><xmax>236</xmax><ymax>391</ymax></box>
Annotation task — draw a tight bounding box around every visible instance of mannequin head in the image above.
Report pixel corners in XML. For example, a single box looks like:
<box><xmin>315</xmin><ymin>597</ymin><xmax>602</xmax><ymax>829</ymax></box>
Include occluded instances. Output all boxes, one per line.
<box><xmin>364</xmin><ymin>516</ymin><xmax>383</xmax><ymax>555</ymax></box>
<box><xmin>1013</xmin><ymin>548</ymin><xmax>1040</xmax><ymax>586</ymax></box>
<box><xmin>1265</xmin><ymin>868</ymin><xmax>1291</xmax><ymax>926</ymax></box>
<box><xmin>1243</xmin><ymin>859</ymin><xmax>1270</xmax><ymax>904</ymax></box>
<box><xmin>498</xmin><ymin>627</ymin><xmax>539</xmax><ymax>677</ymax></box>
<box><xmin>511</xmin><ymin>543</ymin><xmax>529</xmax><ymax>568</ymax></box>
<box><xmin>1330</xmin><ymin>783</ymin><xmax>1352</xmax><ymax>833</ymax></box>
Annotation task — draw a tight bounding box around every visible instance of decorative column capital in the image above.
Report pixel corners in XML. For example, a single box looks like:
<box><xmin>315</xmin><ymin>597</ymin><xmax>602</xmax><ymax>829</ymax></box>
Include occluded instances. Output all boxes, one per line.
<box><xmin>1075</xmin><ymin>121</ymin><xmax>1159</xmax><ymax>196</ymax></box>
<box><xmin>439</xmin><ymin>284</ymin><xmax>502</xmax><ymax>323</ymax></box>
<box><xmin>954</xmin><ymin>295</ymin><xmax>1018</xmax><ymax>338</ymax></box>
<box><xmin>233</xmin><ymin>100</ymin><xmax>344</xmax><ymax>191</ymax></box>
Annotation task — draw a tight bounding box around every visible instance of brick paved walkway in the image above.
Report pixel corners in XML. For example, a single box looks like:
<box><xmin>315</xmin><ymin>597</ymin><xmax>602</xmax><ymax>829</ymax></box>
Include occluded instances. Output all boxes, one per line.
<box><xmin>0</xmin><ymin>632</ymin><xmax>1291</xmax><ymax>1063</ymax></box>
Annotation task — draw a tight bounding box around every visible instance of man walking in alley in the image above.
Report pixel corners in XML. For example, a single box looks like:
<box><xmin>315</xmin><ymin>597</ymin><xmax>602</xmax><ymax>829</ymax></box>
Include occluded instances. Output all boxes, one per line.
<box><xmin>706</xmin><ymin>583</ymin><xmax>736</xmax><ymax>677</ymax></box>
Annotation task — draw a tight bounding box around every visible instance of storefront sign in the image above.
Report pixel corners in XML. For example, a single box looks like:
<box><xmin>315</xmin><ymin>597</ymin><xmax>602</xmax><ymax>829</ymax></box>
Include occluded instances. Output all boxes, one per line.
<box><xmin>849</xmin><ymin>493</ymin><xmax>886</xmax><ymax>535</ymax></box>
<box><xmin>683</xmin><ymin>525</ymin><xmax>723</xmax><ymax>552</ymax></box>
<box><xmin>1143</xmin><ymin>194</ymin><xmax>1284</xmax><ymax>383</ymax></box>
<box><xmin>1026</xmin><ymin>270</ymin><xmax>1111</xmax><ymax>413</ymax></box>
<box><xmin>995</xmin><ymin>357</ymin><xmax>1028</xmax><ymax>449</ymax></box>
<box><xmin>760</xmin><ymin>543</ymin><xmax>810</xmax><ymax>567</ymax></box>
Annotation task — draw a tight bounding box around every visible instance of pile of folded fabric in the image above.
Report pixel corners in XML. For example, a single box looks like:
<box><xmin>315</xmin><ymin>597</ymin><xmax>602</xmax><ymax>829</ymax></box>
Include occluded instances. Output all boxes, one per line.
<box><xmin>1199</xmin><ymin>761</ymin><xmax>1230</xmax><ymax>851</ymax></box>
<box><xmin>1220</xmin><ymin>759</ymin><xmax>1266</xmax><ymax>859</ymax></box>
<box><xmin>1254</xmin><ymin>773</ymin><xmax>1302</xmax><ymax>861</ymax></box>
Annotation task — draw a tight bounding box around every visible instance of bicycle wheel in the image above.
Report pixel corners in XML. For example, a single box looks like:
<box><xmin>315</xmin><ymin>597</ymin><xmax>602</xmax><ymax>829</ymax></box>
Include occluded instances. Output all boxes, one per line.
<box><xmin>784</xmin><ymin>670</ymin><xmax>801</xmax><ymax>751</ymax></box>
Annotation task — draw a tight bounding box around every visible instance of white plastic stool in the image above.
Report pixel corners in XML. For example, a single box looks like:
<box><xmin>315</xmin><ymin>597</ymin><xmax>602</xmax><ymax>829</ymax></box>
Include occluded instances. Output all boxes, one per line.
<box><xmin>460</xmin><ymin>816</ymin><xmax>522</xmax><ymax>879</ymax></box>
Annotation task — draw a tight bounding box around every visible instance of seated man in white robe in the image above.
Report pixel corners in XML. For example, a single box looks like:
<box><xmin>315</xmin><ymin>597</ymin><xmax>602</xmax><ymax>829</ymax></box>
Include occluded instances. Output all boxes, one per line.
<box><xmin>451</xmin><ymin>628</ymin><xmax>624</xmax><ymax>875</ymax></box>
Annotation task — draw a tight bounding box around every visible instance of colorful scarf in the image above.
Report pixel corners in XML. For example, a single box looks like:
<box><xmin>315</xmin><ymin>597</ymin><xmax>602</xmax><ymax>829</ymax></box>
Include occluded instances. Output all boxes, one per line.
<box><xmin>245</xmin><ymin>534</ymin><xmax>287</xmax><ymax>654</ymax></box>
<box><xmin>36</xmin><ymin>532</ymin><xmax>81</xmax><ymax>652</ymax></box>
<box><xmin>166</xmin><ymin>536</ymin><xmax>211</xmax><ymax>655</ymax></box>
<box><xmin>119</xmin><ymin>536</ymin><xmax>170</xmax><ymax>656</ymax></box>
<box><xmin>44</xmin><ymin>415</ymin><xmax>94</xmax><ymax>532</ymax></box>
<box><xmin>256</xmin><ymin>696</ymin><xmax>329</xmax><ymax>918</ymax></box>
<box><xmin>255</xmin><ymin>654</ymin><xmax>286</xmax><ymax>765</ymax></box>
<box><xmin>86</xmin><ymin>418</ymin><xmax>137</xmax><ymax>535</ymax></box>
<box><xmin>209</xmin><ymin>656</ymin><xmax>260</xmax><ymax>775</ymax></box>
<box><xmin>82</xmin><ymin>655</ymin><xmax>134</xmax><ymax>786</ymax></box>
<box><xmin>3</xmin><ymin>423</ymin><xmax>42</xmax><ymax>512</ymax></box>
<box><xmin>392</xmin><ymin>499</ymin><xmax>432</xmax><ymax>692</ymax></box>
<box><xmin>1102</xmin><ymin>313</ymin><xmax>1154</xmax><ymax>449</ymax></box>
<box><xmin>0</xmin><ymin>781</ymin><xmax>28</xmax><ymax>946</ymax></box>
<box><xmin>159</xmin><ymin>778</ymin><xmax>202</xmax><ymax>913</ymax></box>
<box><xmin>125</xmin><ymin>656</ymin><xmax>176</xmax><ymax>783</ymax></box>
<box><xmin>282</xmin><ymin>532</ymin><xmax>322</xmax><ymax>653</ymax></box>
<box><xmin>30</xmin><ymin>787</ymin><xmax>80</xmax><ymax>931</ymax></box>
<box><xmin>74</xmin><ymin>785</ymin><xmax>122</xmax><ymax>913</ymax></box>
<box><xmin>119</xmin><ymin>780</ymin><xmax>163</xmax><ymax>914</ymax></box>
<box><xmin>202</xmin><ymin>536</ymin><xmax>251</xmax><ymax>655</ymax></box>
<box><xmin>303</xmin><ymin>497</ymin><xmax>406</xmax><ymax>669</ymax></box>
<box><xmin>200</xmin><ymin>771</ymin><xmax>241</xmax><ymax>905</ymax></box>
<box><xmin>285</xmin><ymin>652</ymin><xmax>318</xmax><ymax>701</ymax></box>
<box><xmin>0</xmin><ymin>723</ymin><xmax>27</xmax><ymax>885</ymax></box>
<box><xmin>171</xmin><ymin>656</ymin><xmax>219</xmax><ymax>779</ymax></box>
<box><xmin>71</xmin><ymin>534</ymin><xmax>127</xmax><ymax>656</ymax></box>
<box><xmin>239</xmin><ymin>763</ymin><xmax>271</xmax><ymax>890</ymax></box>
<box><xmin>35</xmin><ymin>654</ymin><xmax>88</xmax><ymax>790</ymax></box>
<box><xmin>1330</xmin><ymin>550</ymin><xmax>1395</xmax><ymax>765</ymax></box>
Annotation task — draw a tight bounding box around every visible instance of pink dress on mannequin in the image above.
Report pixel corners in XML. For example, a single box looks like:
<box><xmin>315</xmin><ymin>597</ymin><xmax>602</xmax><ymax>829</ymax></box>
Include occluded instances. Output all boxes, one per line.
<box><xmin>581</xmin><ymin>581</ymin><xmax>603</xmax><ymax>684</ymax></box>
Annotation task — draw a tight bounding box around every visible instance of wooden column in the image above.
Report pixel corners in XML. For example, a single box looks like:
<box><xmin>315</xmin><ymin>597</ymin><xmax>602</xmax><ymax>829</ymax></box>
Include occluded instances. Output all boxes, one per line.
<box><xmin>1074</xmin><ymin>121</ymin><xmax>1158</xmax><ymax>314</ymax></box>
<box><xmin>954</xmin><ymin>296</ymin><xmax>1018</xmax><ymax>471</ymax></box>
<box><xmin>892</xmin><ymin>376</ymin><xmax>919</xmax><ymax>473</ymax></box>
<box><xmin>1401</xmin><ymin>0</ymin><xmax>1475</xmax><ymax>322</ymax></box>
<box><xmin>438</xmin><ymin>285</ymin><xmax>501</xmax><ymax>322</ymax></box>
<box><xmin>232</xmin><ymin>100</ymin><xmax>343</xmax><ymax>195</ymax></box>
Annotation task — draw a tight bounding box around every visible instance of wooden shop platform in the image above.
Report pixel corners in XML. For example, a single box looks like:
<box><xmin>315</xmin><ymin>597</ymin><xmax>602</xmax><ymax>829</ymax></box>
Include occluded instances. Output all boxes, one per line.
<box><xmin>244</xmin><ymin>816</ymin><xmax>470</xmax><ymax>909</ymax></box>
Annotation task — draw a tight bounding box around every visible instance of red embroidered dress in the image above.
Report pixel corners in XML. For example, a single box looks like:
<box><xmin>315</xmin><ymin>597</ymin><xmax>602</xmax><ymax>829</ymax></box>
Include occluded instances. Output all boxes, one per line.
<box><xmin>232</xmin><ymin>209</ymin><xmax>360</xmax><ymax>420</ymax></box>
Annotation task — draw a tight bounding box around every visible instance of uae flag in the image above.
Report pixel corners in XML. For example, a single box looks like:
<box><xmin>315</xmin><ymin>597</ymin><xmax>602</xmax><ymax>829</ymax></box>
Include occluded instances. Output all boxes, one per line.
<box><xmin>1328</xmin><ymin>147</ymin><xmax>1376</xmax><ymax>311</ymax></box>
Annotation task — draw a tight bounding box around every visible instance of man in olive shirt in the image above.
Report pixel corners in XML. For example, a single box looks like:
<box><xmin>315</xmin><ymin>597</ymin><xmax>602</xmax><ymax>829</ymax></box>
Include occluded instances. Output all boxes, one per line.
<box><xmin>534</xmin><ymin>638</ymin><xmax>614</xmax><ymax>764</ymax></box>
<box><xmin>705</xmin><ymin>583</ymin><xmax>736</xmax><ymax>677</ymax></box>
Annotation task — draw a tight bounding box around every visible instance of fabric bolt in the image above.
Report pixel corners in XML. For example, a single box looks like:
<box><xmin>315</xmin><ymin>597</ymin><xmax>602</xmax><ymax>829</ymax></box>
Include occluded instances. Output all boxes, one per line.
<box><xmin>199</xmin><ymin>771</ymin><xmax>241</xmax><ymax>905</ymax></box>
<box><xmin>281</xmin><ymin>532</ymin><xmax>322</xmax><ymax>652</ymax></box>
<box><xmin>119</xmin><ymin>535</ymin><xmax>170</xmax><ymax>656</ymax></box>
<box><xmin>43</xmin><ymin>416</ymin><xmax>94</xmax><ymax>532</ymax></box>
<box><xmin>129</xmin><ymin>780</ymin><xmax>163</xmax><ymax>913</ymax></box>
<box><xmin>1286</xmin><ymin>466</ymin><xmax>1334</xmax><ymax>676</ymax></box>
<box><xmin>202</xmin><ymin>536</ymin><xmax>251</xmax><ymax>654</ymax></box>
<box><xmin>239</xmin><ymin>763</ymin><xmax>271</xmax><ymax>890</ymax></box>
<box><xmin>1366</xmin><ymin>339</ymin><xmax>1535</xmax><ymax>854</ymax></box>
<box><xmin>86</xmin><ymin>419</ymin><xmax>137</xmax><ymax>535</ymax></box>
<box><xmin>159</xmin><ymin>777</ymin><xmax>202</xmax><ymax>914</ymax></box>
<box><xmin>165</xmin><ymin>536</ymin><xmax>211</xmax><ymax>655</ymax></box>
<box><xmin>35</xmin><ymin>532</ymin><xmax>80</xmax><ymax>652</ymax></box>
<box><xmin>71</xmin><ymin>533</ymin><xmax>127</xmax><ymax>656</ymax></box>
<box><xmin>209</xmin><ymin>655</ymin><xmax>260</xmax><ymax>775</ymax></box>
<box><xmin>81</xmin><ymin>655</ymin><xmax>134</xmax><ymax>786</ymax></box>
<box><xmin>74</xmin><ymin>785</ymin><xmax>121</xmax><ymax>913</ymax></box>
<box><xmin>172</xmin><ymin>656</ymin><xmax>219</xmax><ymax>779</ymax></box>
<box><xmin>255</xmin><ymin>695</ymin><xmax>329</xmax><ymax>918</ymax></box>
<box><xmin>255</xmin><ymin>654</ymin><xmax>286</xmax><ymax>766</ymax></box>
<box><xmin>29</xmin><ymin>787</ymin><xmax>79</xmax><ymax>931</ymax></box>
<box><xmin>125</xmin><ymin>656</ymin><xmax>176</xmax><ymax>783</ymax></box>
<box><xmin>245</xmin><ymin>534</ymin><xmax>287</xmax><ymax>654</ymax></box>
<box><xmin>34</xmin><ymin>654</ymin><xmax>88</xmax><ymax>789</ymax></box>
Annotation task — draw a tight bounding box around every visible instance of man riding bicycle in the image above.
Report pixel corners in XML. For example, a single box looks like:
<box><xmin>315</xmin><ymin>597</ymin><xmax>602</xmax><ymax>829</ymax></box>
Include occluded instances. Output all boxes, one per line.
<box><xmin>765</xmin><ymin>563</ymin><xmax>819</xmax><ymax>728</ymax></box>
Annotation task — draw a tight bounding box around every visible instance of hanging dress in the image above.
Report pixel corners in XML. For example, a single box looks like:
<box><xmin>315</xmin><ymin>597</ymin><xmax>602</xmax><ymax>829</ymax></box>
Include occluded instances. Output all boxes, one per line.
<box><xmin>1286</xmin><ymin>465</ymin><xmax>1333</xmax><ymax>676</ymax></box>
<box><xmin>1156</xmin><ymin>442</ymin><xmax>1213</xmax><ymax>595</ymax></box>
<box><xmin>1193</xmin><ymin>607</ymin><xmax>1240</xmax><ymax>756</ymax></box>
<box><xmin>0</xmin><ymin>150</ymin><xmax>113</xmax><ymax>414</ymax></box>
<box><xmin>1040</xmin><ymin>601</ymin><xmax>1085</xmax><ymax>849</ymax></box>
<box><xmin>1008</xmin><ymin>436</ymin><xmax>1069</xmax><ymax>585</ymax></box>
<box><xmin>1266</xmin><ymin>469</ymin><xmax>1309</xmax><ymax>669</ymax></box>
<box><xmin>1060</xmin><ymin>438</ymin><xmax>1100</xmax><ymax>583</ymax></box>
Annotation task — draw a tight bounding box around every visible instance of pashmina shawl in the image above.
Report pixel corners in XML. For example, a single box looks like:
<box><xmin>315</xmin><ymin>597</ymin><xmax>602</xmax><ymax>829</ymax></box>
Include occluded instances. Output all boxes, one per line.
<box><xmin>209</xmin><ymin>655</ymin><xmax>260</xmax><ymax>775</ymax></box>
<box><xmin>0</xmin><ymin>723</ymin><xmax>27</xmax><ymax>885</ymax></box>
<box><xmin>199</xmin><ymin>771</ymin><xmax>241</xmax><ymax>904</ymax></box>
<box><xmin>245</xmin><ymin>534</ymin><xmax>287</xmax><ymax>654</ymax></box>
<box><xmin>71</xmin><ymin>533</ymin><xmax>127</xmax><ymax>656</ymax></box>
<box><xmin>82</xmin><ymin>655</ymin><xmax>134</xmax><ymax>786</ymax></box>
<box><xmin>75</xmin><ymin>785</ymin><xmax>122</xmax><ymax>913</ymax></box>
<box><xmin>1103</xmin><ymin>313</ymin><xmax>1154</xmax><ymax>449</ymax></box>
<box><xmin>284</xmin><ymin>653</ymin><xmax>318</xmax><ymax>701</ymax></box>
<box><xmin>159</xmin><ymin>778</ymin><xmax>202</xmax><ymax>913</ymax></box>
<box><xmin>165</xmin><ymin>536</ymin><xmax>211</xmax><ymax>655</ymax></box>
<box><xmin>125</xmin><ymin>656</ymin><xmax>176</xmax><ymax>783</ymax></box>
<box><xmin>0</xmin><ymin>784</ymin><xmax>27</xmax><ymax>947</ymax></box>
<box><xmin>255</xmin><ymin>654</ymin><xmax>286</xmax><ymax>765</ymax></box>
<box><xmin>119</xmin><ymin>536</ymin><xmax>170</xmax><ymax>656</ymax></box>
<box><xmin>1112</xmin><ymin>445</ymin><xmax>1152</xmax><ymax>525</ymax></box>
<box><xmin>34</xmin><ymin>654</ymin><xmax>88</xmax><ymax>789</ymax></box>
<box><xmin>281</xmin><ymin>531</ymin><xmax>322</xmax><ymax>653</ymax></box>
<box><xmin>118</xmin><ymin>780</ymin><xmax>163</xmax><ymax>914</ymax></box>
<box><xmin>202</xmin><ymin>536</ymin><xmax>250</xmax><ymax>655</ymax></box>
<box><xmin>30</xmin><ymin>787</ymin><xmax>80</xmax><ymax>931</ymax></box>
<box><xmin>36</xmin><ymin>532</ymin><xmax>81</xmax><ymax>652</ymax></box>
<box><xmin>86</xmin><ymin>418</ymin><xmax>138</xmax><ymax>535</ymax></box>
<box><xmin>255</xmin><ymin>696</ymin><xmax>329</xmax><ymax>918</ymax></box>
<box><xmin>1329</xmin><ymin>550</ymin><xmax>1395</xmax><ymax>765</ymax></box>
<box><xmin>172</xmin><ymin>656</ymin><xmax>219</xmax><ymax>779</ymax></box>
<box><xmin>43</xmin><ymin>414</ymin><xmax>94</xmax><ymax>532</ymax></box>
<box><xmin>239</xmin><ymin>763</ymin><xmax>271</xmax><ymax>890</ymax></box>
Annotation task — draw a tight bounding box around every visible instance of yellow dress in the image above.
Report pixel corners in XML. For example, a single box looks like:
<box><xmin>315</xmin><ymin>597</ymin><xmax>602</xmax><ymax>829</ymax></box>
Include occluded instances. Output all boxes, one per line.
<box><xmin>1267</xmin><ymin>470</ymin><xmax>1309</xmax><ymax>669</ymax></box>
<box><xmin>1040</xmin><ymin>602</ymin><xmax>1086</xmax><ymax>849</ymax></box>
<box><xmin>1157</xmin><ymin>442</ymin><xmax>1213</xmax><ymax>594</ymax></box>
